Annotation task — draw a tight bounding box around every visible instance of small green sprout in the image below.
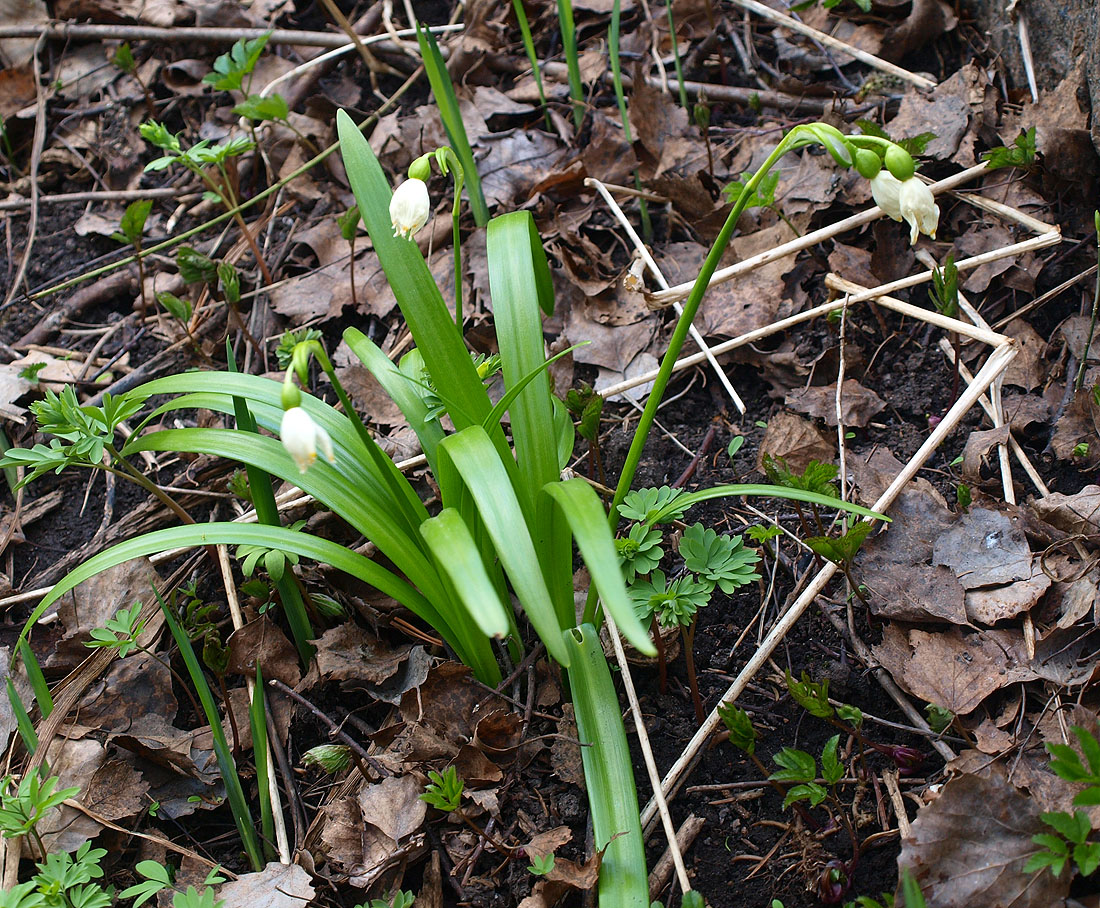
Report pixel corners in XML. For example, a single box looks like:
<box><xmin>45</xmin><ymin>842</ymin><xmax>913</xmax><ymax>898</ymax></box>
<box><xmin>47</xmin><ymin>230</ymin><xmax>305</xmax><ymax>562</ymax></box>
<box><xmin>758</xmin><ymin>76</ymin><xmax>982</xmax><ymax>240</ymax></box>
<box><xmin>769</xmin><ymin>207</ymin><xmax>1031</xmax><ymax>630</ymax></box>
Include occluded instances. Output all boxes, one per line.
<box><xmin>528</xmin><ymin>853</ymin><xmax>555</xmax><ymax>876</ymax></box>
<box><xmin>981</xmin><ymin>127</ymin><xmax>1037</xmax><ymax>170</ymax></box>
<box><xmin>616</xmin><ymin>523</ymin><xmax>665</xmax><ymax>583</ymax></box>
<box><xmin>85</xmin><ymin>603</ymin><xmax>147</xmax><ymax>658</ymax></box>
<box><xmin>618</xmin><ymin>486</ymin><xmax>688</xmax><ymax>525</ymax></box>
<box><xmin>924</xmin><ymin>704</ymin><xmax>954</xmax><ymax>734</ymax></box>
<box><xmin>679</xmin><ymin>523</ymin><xmax>760</xmax><ymax>593</ymax></box>
<box><xmin>421</xmin><ymin>766</ymin><xmax>464</xmax><ymax>812</ymax></box>
<box><xmin>727</xmin><ymin>435</ymin><xmax>745</xmax><ymax>458</ymax></box>
<box><xmin>1073</xmin><ymin>442</ymin><xmax>1090</xmax><ymax>458</ymax></box>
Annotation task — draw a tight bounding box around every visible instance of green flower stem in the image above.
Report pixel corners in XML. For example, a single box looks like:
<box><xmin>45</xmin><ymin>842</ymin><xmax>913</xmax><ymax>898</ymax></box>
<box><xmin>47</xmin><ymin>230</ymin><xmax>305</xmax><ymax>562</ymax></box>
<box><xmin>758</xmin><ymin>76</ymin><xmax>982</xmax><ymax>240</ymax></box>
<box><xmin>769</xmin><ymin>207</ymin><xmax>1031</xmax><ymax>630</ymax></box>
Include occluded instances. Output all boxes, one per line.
<box><xmin>437</xmin><ymin>146</ymin><xmax>466</xmax><ymax>329</ymax></box>
<box><xmin>104</xmin><ymin>445</ymin><xmax>195</xmax><ymax>526</ymax></box>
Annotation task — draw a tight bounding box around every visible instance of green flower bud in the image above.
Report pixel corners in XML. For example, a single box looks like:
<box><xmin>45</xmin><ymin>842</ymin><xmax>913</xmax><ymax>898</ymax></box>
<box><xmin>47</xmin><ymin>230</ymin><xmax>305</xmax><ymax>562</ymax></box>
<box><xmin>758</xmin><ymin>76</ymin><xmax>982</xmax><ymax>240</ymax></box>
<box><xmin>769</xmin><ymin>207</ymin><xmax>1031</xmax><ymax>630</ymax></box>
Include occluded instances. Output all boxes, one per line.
<box><xmin>884</xmin><ymin>144</ymin><xmax>916</xmax><ymax>181</ymax></box>
<box><xmin>853</xmin><ymin>148</ymin><xmax>882</xmax><ymax>180</ymax></box>
<box><xmin>302</xmin><ymin>744</ymin><xmax>352</xmax><ymax>773</ymax></box>
<box><xmin>408</xmin><ymin>154</ymin><xmax>432</xmax><ymax>182</ymax></box>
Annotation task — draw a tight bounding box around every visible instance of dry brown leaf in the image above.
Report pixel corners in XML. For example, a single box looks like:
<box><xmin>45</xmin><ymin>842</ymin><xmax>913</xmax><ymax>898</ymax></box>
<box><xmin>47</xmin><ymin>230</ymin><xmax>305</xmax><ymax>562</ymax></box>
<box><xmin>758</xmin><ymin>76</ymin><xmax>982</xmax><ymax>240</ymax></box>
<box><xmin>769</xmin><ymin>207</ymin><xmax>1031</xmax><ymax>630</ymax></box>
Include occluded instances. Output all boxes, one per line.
<box><xmin>960</xmin><ymin>425</ymin><xmax>1011</xmax><ymax>484</ymax></box>
<box><xmin>955</xmin><ymin>223</ymin><xmax>1016</xmax><ymax>293</ymax></box>
<box><xmin>964</xmin><ymin>563</ymin><xmax>1051</xmax><ymax>625</ymax></box>
<box><xmin>226</xmin><ymin>616</ymin><xmax>301</xmax><ymax>688</ymax></box>
<box><xmin>786</xmin><ymin>379</ymin><xmax>886</xmax><ymax>428</ymax></box>
<box><xmin>1000</xmin><ymin>320</ymin><xmax>1046</xmax><ymax>390</ymax></box>
<box><xmin>314</xmin><ymin>622</ymin><xmax>412</xmax><ymax>688</ymax></box>
<box><xmin>1030</xmin><ymin>485</ymin><xmax>1100</xmax><ymax>536</ymax></box>
<box><xmin>525</xmin><ymin>826</ymin><xmax>573</xmax><ymax>861</ymax></box>
<box><xmin>898</xmin><ymin>768</ymin><xmax>1069</xmax><ymax>907</ymax></box>
<box><xmin>1050</xmin><ymin>389</ymin><xmax>1100</xmax><ymax>466</ymax></box>
<box><xmin>359</xmin><ymin>774</ymin><xmax>426</xmax><ymax>844</ymax></box>
<box><xmin>551</xmin><ymin>703</ymin><xmax>585</xmax><ymax>788</ymax></box>
<box><xmin>629</xmin><ymin>64</ymin><xmax>695</xmax><ymax>179</ymax></box>
<box><xmin>887</xmin><ymin>63</ymin><xmax>982</xmax><ymax>165</ymax></box>
<box><xmin>217</xmin><ymin>863</ymin><xmax>314</xmax><ymax>908</ymax></box>
<box><xmin>863</xmin><ymin>563</ymin><xmax>967</xmax><ymax>624</ymax></box>
<box><xmin>1021</xmin><ymin>57</ymin><xmax>1097</xmax><ymax>185</ymax></box>
<box><xmin>933</xmin><ymin>507</ymin><xmax>1032</xmax><ymax>589</ymax></box>
<box><xmin>0</xmin><ymin>0</ymin><xmax>47</xmax><ymax>68</ymax></box>
<box><xmin>756</xmin><ymin>411</ymin><xmax>834</xmax><ymax>474</ymax></box>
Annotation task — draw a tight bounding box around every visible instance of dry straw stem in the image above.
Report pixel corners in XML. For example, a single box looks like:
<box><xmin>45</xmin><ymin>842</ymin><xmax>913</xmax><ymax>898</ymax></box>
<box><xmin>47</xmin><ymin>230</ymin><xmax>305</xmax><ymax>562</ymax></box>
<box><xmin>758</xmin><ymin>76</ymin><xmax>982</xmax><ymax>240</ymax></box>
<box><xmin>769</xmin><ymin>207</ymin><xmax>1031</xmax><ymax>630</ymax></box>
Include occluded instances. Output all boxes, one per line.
<box><xmin>0</xmin><ymin>23</ymin><xmax>400</xmax><ymax>49</ymax></box>
<box><xmin>728</xmin><ymin>0</ymin><xmax>937</xmax><ymax>90</ymax></box>
<box><xmin>640</xmin><ymin>339</ymin><xmax>1019</xmax><ymax>829</ymax></box>
<box><xmin>603</xmin><ymin>613</ymin><xmax>691</xmax><ymax>896</ymax></box>
<box><xmin>586</xmin><ymin>177</ymin><xmax>747</xmax><ymax>413</ymax></box>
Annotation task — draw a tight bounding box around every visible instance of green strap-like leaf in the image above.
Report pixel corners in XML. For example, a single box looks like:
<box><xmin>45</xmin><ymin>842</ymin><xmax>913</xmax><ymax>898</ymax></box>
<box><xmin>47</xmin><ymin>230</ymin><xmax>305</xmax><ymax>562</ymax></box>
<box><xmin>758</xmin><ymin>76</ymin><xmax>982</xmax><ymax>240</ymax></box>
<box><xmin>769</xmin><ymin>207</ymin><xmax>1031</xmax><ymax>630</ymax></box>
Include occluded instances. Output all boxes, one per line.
<box><xmin>650</xmin><ymin>484</ymin><xmax>891</xmax><ymax>525</ymax></box>
<box><xmin>541</xmin><ymin>480</ymin><xmax>655</xmax><ymax>656</ymax></box>
<box><xmin>487</xmin><ymin>211</ymin><xmax>558</xmax><ymax>515</ymax></box>
<box><xmin>436</xmin><ymin>426</ymin><xmax>570</xmax><ymax>667</ymax></box>
<box><xmin>565</xmin><ymin>625</ymin><xmax>649</xmax><ymax>906</ymax></box>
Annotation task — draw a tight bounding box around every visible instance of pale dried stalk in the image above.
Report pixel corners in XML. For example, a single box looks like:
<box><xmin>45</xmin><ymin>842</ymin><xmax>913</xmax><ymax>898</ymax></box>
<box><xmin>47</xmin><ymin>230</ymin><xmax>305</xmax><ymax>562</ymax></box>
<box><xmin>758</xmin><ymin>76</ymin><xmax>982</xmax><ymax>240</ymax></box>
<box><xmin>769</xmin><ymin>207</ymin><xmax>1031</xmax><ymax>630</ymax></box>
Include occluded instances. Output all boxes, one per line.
<box><xmin>216</xmin><ymin>545</ymin><xmax>291</xmax><ymax>863</ymax></box>
<box><xmin>585</xmin><ymin>177</ymin><xmax>747</xmax><ymax>413</ymax></box>
<box><xmin>640</xmin><ymin>341</ymin><xmax>1019</xmax><ymax>828</ymax></box>
<box><xmin>604</xmin><ymin>613</ymin><xmax>691</xmax><ymax>895</ymax></box>
<box><xmin>728</xmin><ymin>0</ymin><xmax>937</xmax><ymax>88</ymax></box>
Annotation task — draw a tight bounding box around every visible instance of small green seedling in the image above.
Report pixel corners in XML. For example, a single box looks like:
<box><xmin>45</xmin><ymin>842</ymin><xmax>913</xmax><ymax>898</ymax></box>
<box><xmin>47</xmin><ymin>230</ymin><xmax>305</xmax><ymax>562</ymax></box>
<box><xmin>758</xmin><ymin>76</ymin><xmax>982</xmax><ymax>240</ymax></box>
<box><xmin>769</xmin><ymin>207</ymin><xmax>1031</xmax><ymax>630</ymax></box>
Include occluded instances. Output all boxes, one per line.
<box><xmin>421</xmin><ymin>766</ymin><xmax>464</xmax><ymax>812</ymax></box>
<box><xmin>85</xmin><ymin>603</ymin><xmax>147</xmax><ymax>657</ymax></box>
<box><xmin>727</xmin><ymin>435</ymin><xmax>745</xmax><ymax>458</ymax></box>
<box><xmin>112</xmin><ymin>199</ymin><xmax>153</xmax><ymax>320</ymax></box>
<box><xmin>338</xmin><ymin>205</ymin><xmax>361</xmax><ymax>309</ymax></box>
<box><xmin>1074</xmin><ymin>442</ymin><xmax>1090</xmax><ymax>458</ymax></box>
<box><xmin>565</xmin><ymin>382</ymin><xmax>605</xmax><ymax>484</ymax></box>
<box><xmin>356</xmin><ymin>892</ymin><xmax>415</xmax><ymax>908</ymax></box>
<box><xmin>981</xmin><ymin>127</ymin><xmax>1037</xmax><ymax>170</ymax></box>
<box><xmin>528</xmin><ymin>853</ymin><xmax>555</xmax><ymax>876</ymax></box>
<box><xmin>121</xmin><ymin>862</ymin><xmax>227</xmax><ymax>908</ymax></box>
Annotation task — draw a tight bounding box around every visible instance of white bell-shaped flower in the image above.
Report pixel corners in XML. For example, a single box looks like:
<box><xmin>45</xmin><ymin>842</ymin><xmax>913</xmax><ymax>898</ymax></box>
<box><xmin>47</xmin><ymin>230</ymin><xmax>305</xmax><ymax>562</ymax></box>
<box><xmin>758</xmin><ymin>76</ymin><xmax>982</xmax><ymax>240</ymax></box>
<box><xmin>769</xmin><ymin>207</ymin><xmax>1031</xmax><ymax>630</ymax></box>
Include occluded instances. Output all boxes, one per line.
<box><xmin>280</xmin><ymin>406</ymin><xmax>335</xmax><ymax>473</ymax></box>
<box><xmin>389</xmin><ymin>177</ymin><xmax>430</xmax><ymax>240</ymax></box>
<box><xmin>898</xmin><ymin>177</ymin><xmax>939</xmax><ymax>245</ymax></box>
<box><xmin>870</xmin><ymin>171</ymin><xmax>939</xmax><ymax>245</ymax></box>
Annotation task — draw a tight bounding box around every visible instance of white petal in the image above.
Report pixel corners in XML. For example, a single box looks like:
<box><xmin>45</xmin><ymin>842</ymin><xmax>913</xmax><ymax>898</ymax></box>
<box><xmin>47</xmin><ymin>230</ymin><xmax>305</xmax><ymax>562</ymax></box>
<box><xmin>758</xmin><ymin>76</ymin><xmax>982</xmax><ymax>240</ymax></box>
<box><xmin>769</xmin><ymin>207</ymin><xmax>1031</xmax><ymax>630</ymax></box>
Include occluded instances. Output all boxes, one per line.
<box><xmin>389</xmin><ymin>178</ymin><xmax>430</xmax><ymax>240</ymax></box>
<box><xmin>870</xmin><ymin>171</ymin><xmax>903</xmax><ymax>221</ymax></box>
<box><xmin>281</xmin><ymin>407</ymin><xmax>318</xmax><ymax>473</ymax></box>
<box><xmin>898</xmin><ymin>178</ymin><xmax>939</xmax><ymax>245</ymax></box>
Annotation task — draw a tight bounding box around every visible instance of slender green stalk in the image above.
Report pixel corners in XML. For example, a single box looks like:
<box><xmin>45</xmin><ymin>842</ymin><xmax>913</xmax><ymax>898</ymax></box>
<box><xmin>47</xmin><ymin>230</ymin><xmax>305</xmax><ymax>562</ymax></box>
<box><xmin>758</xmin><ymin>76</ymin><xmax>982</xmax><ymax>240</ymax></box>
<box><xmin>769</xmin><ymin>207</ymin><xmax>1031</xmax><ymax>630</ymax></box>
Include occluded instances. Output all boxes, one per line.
<box><xmin>666</xmin><ymin>3</ymin><xmax>689</xmax><ymax>110</ymax></box>
<box><xmin>228</xmin><ymin>346</ymin><xmax>315</xmax><ymax>663</ymax></box>
<box><xmin>610</xmin><ymin>0</ymin><xmax>651</xmax><ymax>239</ymax></box>
<box><xmin>6</xmin><ymin>679</ymin><xmax>38</xmax><ymax>758</ymax></box>
<box><xmin>511</xmin><ymin>0</ymin><xmax>552</xmax><ymax>129</ymax></box>
<box><xmin>557</xmin><ymin>0</ymin><xmax>584</xmax><ymax>129</ymax></box>
<box><xmin>17</xmin><ymin>639</ymin><xmax>51</xmax><ymax>719</ymax></box>
<box><xmin>156</xmin><ymin>587</ymin><xmax>263</xmax><ymax>871</ymax></box>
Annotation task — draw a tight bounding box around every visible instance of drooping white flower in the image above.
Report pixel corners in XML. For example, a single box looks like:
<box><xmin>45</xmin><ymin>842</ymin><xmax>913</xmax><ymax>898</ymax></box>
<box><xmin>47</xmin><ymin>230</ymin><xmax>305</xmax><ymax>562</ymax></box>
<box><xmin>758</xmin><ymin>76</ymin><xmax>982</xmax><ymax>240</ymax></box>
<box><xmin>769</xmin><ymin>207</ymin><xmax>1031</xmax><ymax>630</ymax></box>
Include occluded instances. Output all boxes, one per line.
<box><xmin>280</xmin><ymin>406</ymin><xmax>335</xmax><ymax>473</ymax></box>
<box><xmin>870</xmin><ymin>171</ymin><xmax>939</xmax><ymax>245</ymax></box>
<box><xmin>389</xmin><ymin>177</ymin><xmax>430</xmax><ymax>240</ymax></box>
<box><xmin>870</xmin><ymin>170</ymin><xmax>904</xmax><ymax>221</ymax></box>
<box><xmin>897</xmin><ymin>177</ymin><xmax>939</xmax><ymax>245</ymax></box>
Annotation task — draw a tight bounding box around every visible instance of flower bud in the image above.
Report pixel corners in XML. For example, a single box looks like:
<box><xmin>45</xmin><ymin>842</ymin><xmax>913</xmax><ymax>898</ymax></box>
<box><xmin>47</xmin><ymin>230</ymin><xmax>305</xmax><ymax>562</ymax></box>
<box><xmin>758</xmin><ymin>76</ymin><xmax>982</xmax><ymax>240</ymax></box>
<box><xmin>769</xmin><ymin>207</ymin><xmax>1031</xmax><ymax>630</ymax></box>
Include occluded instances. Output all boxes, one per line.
<box><xmin>389</xmin><ymin>177</ymin><xmax>430</xmax><ymax>240</ymax></box>
<box><xmin>302</xmin><ymin>744</ymin><xmax>351</xmax><ymax>773</ymax></box>
<box><xmin>280</xmin><ymin>406</ymin><xmax>336</xmax><ymax>473</ymax></box>
<box><xmin>408</xmin><ymin>154</ymin><xmax>432</xmax><ymax>182</ymax></box>
<box><xmin>853</xmin><ymin>148</ymin><xmax>882</xmax><ymax>181</ymax></box>
<box><xmin>884</xmin><ymin>144</ymin><xmax>916</xmax><ymax>181</ymax></box>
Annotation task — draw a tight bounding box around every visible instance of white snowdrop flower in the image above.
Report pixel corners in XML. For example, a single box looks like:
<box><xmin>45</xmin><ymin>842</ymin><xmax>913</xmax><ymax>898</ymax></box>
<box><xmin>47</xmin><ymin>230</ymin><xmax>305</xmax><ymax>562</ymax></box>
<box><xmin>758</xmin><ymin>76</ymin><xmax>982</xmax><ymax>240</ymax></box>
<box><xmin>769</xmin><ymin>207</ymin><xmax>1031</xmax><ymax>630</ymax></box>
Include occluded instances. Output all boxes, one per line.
<box><xmin>389</xmin><ymin>177</ymin><xmax>430</xmax><ymax>240</ymax></box>
<box><xmin>280</xmin><ymin>406</ymin><xmax>335</xmax><ymax>473</ymax></box>
<box><xmin>870</xmin><ymin>171</ymin><xmax>939</xmax><ymax>245</ymax></box>
<box><xmin>897</xmin><ymin>177</ymin><xmax>939</xmax><ymax>245</ymax></box>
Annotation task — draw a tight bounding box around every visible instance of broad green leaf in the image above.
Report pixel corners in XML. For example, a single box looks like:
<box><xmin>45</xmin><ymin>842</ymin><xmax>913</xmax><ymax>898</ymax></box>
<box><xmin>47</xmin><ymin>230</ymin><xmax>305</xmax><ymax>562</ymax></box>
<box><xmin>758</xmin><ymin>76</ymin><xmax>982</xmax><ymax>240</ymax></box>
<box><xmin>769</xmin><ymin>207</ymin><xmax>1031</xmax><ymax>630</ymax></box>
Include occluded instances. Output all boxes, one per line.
<box><xmin>770</xmin><ymin>747</ymin><xmax>816</xmax><ymax>784</ymax></box>
<box><xmin>565</xmin><ymin>625</ymin><xmax>648</xmax><ymax>907</ymax></box>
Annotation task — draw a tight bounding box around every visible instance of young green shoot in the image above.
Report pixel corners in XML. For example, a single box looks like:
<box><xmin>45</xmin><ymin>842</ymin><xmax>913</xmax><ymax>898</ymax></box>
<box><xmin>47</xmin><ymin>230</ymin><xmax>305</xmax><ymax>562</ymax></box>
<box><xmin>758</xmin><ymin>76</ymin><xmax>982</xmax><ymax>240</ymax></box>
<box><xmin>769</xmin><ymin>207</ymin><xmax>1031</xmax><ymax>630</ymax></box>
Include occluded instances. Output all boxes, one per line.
<box><xmin>557</xmin><ymin>0</ymin><xmax>584</xmax><ymax>129</ymax></box>
<box><xmin>510</xmin><ymin>0</ymin><xmax>551</xmax><ymax>128</ymax></box>
<box><xmin>112</xmin><ymin>199</ymin><xmax>153</xmax><ymax>321</ymax></box>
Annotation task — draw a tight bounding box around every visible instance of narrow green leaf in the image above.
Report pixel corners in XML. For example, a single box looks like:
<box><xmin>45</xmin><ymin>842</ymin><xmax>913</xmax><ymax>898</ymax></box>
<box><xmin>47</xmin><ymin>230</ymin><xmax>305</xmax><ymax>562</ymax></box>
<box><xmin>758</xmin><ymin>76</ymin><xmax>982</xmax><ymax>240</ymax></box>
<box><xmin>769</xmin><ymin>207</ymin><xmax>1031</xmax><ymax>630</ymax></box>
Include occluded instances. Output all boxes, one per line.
<box><xmin>17</xmin><ymin>638</ymin><xmax>51</xmax><ymax>719</ymax></box>
<box><xmin>6</xmin><ymin>679</ymin><xmax>37</xmax><ymax>757</ymax></box>
<box><xmin>157</xmin><ymin>589</ymin><xmax>263</xmax><ymax>871</ymax></box>
<box><xmin>437</xmin><ymin>426</ymin><xmax>570</xmax><ymax>667</ymax></box>
<box><xmin>420</xmin><ymin>508</ymin><xmax>511</xmax><ymax>639</ymax></box>
<box><xmin>564</xmin><ymin>625</ymin><xmax>649</xmax><ymax>907</ymax></box>
<box><xmin>649</xmin><ymin>484</ymin><xmax>890</xmax><ymax>525</ymax></box>
<box><xmin>248</xmin><ymin>665</ymin><xmax>275</xmax><ymax>861</ymax></box>
<box><xmin>556</xmin><ymin>0</ymin><xmax>584</xmax><ymax>129</ymax></box>
<box><xmin>412</xmin><ymin>26</ymin><xmax>489</xmax><ymax>225</ymax></box>
<box><xmin>541</xmin><ymin>480</ymin><xmax>654</xmax><ymax>656</ymax></box>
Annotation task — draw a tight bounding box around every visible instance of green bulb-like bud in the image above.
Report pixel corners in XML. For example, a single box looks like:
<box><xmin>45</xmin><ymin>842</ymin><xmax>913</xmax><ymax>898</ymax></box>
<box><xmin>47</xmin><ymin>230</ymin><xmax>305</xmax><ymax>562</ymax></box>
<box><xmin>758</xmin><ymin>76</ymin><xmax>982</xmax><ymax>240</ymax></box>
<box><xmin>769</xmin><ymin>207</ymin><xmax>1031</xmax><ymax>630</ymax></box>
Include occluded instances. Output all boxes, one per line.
<box><xmin>884</xmin><ymin>144</ymin><xmax>916</xmax><ymax>181</ymax></box>
<box><xmin>408</xmin><ymin>154</ymin><xmax>432</xmax><ymax>182</ymax></box>
<box><xmin>853</xmin><ymin>148</ymin><xmax>882</xmax><ymax>180</ymax></box>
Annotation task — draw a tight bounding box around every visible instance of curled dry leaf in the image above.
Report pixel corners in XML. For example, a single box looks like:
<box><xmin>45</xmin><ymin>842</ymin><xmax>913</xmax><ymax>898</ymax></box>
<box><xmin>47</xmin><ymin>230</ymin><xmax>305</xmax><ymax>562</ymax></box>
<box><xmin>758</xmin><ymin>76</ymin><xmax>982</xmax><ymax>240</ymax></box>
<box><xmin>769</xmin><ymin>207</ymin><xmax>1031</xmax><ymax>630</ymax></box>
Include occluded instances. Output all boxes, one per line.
<box><xmin>1029</xmin><ymin>484</ymin><xmax>1100</xmax><ymax>536</ymax></box>
<box><xmin>756</xmin><ymin>411</ymin><xmax>834</xmax><ymax>474</ymax></box>
<box><xmin>217</xmin><ymin>863</ymin><xmax>314</xmax><ymax>908</ymax></box>
<box><xmin>899</xmin><ymin>767</ymin><xmax>1069</xmax><ymax>908</ymax></box>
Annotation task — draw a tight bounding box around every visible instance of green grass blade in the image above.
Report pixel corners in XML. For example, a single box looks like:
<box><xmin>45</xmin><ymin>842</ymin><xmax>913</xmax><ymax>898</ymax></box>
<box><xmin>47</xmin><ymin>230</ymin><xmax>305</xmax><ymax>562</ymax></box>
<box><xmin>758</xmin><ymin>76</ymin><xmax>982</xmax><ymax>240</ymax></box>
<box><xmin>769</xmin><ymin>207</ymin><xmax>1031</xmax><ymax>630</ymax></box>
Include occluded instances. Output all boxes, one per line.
<box><xmin>543</xmin><ymin>480</ymin><xmax>654</xmax><ymax>656</ymax></box>
<box><xmin>420</xmin><ymin>508</ymin><xmax>511</xmax><ymax>640</ymax></box>
<box><xmin>337</xmin><ymin>110</ymin><xmax>494</xmax><ymax>428</ymax></box>
<box><xmin>6</xmin><ymin>679</ymin><xmax>38</xmax><ymax>758</ymax></box>
<box><xmin>666</xmin><ymin>3</ymin><xmax>689</xmax><ymax>110</ymax></box>
<box><xmin>651</xmin><ymin>485</ymin><xmax>890</xmax><ymax>525</ymax></box>
<box><xmin>413</xmin><ymin>24</ymin><xmax>489</xmax><ymax>226</ymax></box>
<box><xmin>249</xmin><ymin>665</ymin><xmax>276</xmax><ymax>862</ymax></box>
<box><xmin>487</xmin><ymin>211</ymin><xmax>558</xmax><ymax>512</ymax></box>
<box><xmin>437</xmin><ymin>426</ymin><xmax>570</xmax><ymax>667</ymax></box>
<box><xmin>511</xmin><ymin>0</ymin><xmax>551</xmax><ymax>126</ymax></box>
<box><xmin>19</xmin><ymin>524</ymin><xmax>451</xmax><ymax>660</ymax></box>
<box><xmin>17</xmin><ymin>638</ymin><xmax>51</xmax><ymax>719</ymax></box>
<box><xmin>156</xmin><ymin>588</ymin><xmax>263</xmax><ymax>872</ymax></box>
<box><xmin>557</xmin><ymin>0</ymin><xmax>584</xmax><ymax>129</ymax></box>
<box><xmin>482</xmin><ymin>344</ymin><xmax>582</xmax><ymax>436</ymax></box>
<box><xmin>565</xmin><ymin>625</ymin><xmax>648</xmax><ymax>906</ymax></box>
<box><xmin>343</xmin><ymin>327</ymin><xmax>445</xmax><ymax>472</ymax></box>
<box><xmin>609</xmin><ymin>0</ymin><xmax>651</xmax><ymax>238</ymax></box>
